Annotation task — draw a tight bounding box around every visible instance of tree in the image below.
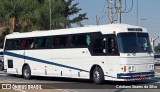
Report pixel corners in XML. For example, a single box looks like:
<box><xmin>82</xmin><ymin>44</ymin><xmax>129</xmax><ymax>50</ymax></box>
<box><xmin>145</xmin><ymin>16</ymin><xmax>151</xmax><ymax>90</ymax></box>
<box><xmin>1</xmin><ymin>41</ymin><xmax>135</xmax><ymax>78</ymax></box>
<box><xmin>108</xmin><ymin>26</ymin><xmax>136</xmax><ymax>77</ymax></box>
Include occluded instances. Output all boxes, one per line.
<box><xmin>60</xmin><ymin>0</ymin><xmax>88</xmax><ymax>28</ymax></box>
<box><xmin>0</xmin><ymin>0</ymin><xmax>88</xmax><ymax>32</ymax></box>
<box><xmin>37</xmin><ymin>0</ymin><xmax>88</xmax><ymax>29</ymax></box>
<box><xmin>0</xmin><ymin>0</ymin><xmax>41</xmax><ymax>32</ymax></box>
<box><xmin>155</xmin><ymin>43</ymin><xmax>160</xmax><ymax>54</ymax></box>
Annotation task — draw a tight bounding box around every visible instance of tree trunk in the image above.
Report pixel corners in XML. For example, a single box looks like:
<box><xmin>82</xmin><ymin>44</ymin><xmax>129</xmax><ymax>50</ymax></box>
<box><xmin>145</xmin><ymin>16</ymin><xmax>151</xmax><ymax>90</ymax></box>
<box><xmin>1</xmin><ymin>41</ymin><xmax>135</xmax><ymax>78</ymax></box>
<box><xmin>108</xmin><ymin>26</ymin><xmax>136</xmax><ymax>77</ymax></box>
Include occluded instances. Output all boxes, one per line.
<box><xmin>10</xmin><ymin>16</ymin><xmax>15</xmax><ymax>33</ymax></box>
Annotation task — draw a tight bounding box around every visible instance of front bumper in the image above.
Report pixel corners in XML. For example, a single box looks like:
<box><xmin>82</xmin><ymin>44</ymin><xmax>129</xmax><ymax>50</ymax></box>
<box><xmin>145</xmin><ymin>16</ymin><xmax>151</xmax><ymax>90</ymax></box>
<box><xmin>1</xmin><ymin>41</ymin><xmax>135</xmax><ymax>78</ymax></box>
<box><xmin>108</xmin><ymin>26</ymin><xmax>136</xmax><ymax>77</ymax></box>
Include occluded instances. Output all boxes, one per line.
<box><xmin>117</xmin><ymin>71</ymin><xmax>155</xmax><ymax>79</ymax></box>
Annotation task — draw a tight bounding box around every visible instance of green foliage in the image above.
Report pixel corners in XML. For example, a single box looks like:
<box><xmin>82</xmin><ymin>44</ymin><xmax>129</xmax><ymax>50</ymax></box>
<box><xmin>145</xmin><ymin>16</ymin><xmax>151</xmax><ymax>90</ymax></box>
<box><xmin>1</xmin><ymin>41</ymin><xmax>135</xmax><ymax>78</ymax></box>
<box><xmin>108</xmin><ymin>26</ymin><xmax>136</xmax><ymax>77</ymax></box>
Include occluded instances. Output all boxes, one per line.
<box><xmin>155</xmin><ymin>44</ymin><xmax>160</xmax><ymax>53</ymax></box>
<box><xmin>0</xmin><ymin>0</ymin><xmax>41</xmax><ymax>32</ymax></box>
<box><xmin>0</xmin><ymin>0</ymin><xmax>88</xmax><ymax>32</ymax></box>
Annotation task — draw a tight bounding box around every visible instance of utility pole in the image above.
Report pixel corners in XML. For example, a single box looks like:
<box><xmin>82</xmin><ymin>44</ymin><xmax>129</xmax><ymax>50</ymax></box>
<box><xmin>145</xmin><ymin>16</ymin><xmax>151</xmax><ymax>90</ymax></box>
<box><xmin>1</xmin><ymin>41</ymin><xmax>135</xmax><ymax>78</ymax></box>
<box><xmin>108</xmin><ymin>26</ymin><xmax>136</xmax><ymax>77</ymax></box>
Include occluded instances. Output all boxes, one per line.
<box><xmin>118</xmin><ymin>0</ymin><xmax>121</xmax><ymax>23</ymax></box>
<box><xmin>96</xmin><ymin>15</ymin><xmax>99</xmax><ymax>25</ymax></box>
<box><xmin>109</xmin><ymin>0</ymin><xmax>113</xmax><ymax>23</ymax></box>
<box><xmin>136</xmin><ymin>0</ymin><xmax>139</xmax><ymax>25</ymax></box>
<box><xmin>49</xmin><ymin>0</ymin><xmax>52</xmax><ymax>30</ymax></box>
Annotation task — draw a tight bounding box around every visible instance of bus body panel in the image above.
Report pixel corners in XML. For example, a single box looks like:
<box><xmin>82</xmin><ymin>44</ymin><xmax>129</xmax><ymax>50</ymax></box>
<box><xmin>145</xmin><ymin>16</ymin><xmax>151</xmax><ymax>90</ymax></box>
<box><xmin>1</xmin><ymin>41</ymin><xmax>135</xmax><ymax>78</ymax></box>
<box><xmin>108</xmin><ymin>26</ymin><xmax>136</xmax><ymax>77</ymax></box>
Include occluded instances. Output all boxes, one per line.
<box><xmin>4</xmin><ymin>50</ymin><xmax>25</xmax><ymax>75</ymax></box>
<box><xmin>24</xmin><ymin>48</ymin><xmax>92</xmax><ymax>78</ymax></box>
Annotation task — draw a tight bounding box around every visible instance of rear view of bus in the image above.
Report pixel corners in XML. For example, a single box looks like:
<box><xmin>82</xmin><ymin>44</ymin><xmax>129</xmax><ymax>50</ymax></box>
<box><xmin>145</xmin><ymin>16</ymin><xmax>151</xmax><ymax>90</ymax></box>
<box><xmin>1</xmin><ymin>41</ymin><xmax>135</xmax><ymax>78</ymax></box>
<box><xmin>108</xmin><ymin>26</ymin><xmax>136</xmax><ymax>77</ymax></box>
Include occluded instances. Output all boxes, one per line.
<box><xmin>115</xmin><ymin>28</ymin><xmax>155</xmax><ymax>81</ymax></box>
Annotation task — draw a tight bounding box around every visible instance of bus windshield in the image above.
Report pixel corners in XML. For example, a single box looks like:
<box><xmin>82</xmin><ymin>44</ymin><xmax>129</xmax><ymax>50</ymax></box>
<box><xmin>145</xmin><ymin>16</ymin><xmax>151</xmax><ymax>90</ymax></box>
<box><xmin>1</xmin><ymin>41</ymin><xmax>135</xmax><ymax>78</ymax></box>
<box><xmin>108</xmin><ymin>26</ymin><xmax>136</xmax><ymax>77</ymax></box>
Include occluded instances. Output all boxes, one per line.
<box><xmin>117</xmin><ymin>32</ymin><xmax>152</xmax><ymax>53</ymax></box>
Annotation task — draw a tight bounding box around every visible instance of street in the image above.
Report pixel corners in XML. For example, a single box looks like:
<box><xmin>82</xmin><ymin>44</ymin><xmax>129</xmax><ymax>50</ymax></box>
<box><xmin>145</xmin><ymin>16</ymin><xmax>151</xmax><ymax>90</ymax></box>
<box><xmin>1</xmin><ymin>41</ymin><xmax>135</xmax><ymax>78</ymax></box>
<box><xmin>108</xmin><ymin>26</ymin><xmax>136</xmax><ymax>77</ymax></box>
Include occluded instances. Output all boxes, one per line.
<box><xmin>0</xmin><ymin>65</ymin><xmax>160</xmax><ymax>92</ymax></box>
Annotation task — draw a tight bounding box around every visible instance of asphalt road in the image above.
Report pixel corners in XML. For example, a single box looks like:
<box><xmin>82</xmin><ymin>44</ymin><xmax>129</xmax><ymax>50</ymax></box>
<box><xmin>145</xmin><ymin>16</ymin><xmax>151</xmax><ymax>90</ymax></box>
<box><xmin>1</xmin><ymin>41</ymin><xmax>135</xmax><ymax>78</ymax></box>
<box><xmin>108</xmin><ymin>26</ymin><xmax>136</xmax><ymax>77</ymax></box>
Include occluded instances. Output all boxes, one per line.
<box><xmin>0</xmin><ymin>65</ymin><xmax>160</xmax><ymax>92</ymax></box>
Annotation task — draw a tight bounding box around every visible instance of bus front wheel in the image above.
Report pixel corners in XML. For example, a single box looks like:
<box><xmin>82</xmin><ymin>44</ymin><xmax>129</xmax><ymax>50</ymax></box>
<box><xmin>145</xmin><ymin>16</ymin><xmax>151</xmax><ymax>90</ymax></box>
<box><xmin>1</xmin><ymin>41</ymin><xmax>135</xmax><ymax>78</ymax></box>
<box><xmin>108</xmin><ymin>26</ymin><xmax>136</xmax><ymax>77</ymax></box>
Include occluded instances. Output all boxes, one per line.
<box><xmin>93</xmin><ymin>67</ymin><xmax>104</xmax><ymax>84</ymax></box>
<box><xmin>22</xmin><ymin>65</ymin><xmax>31</xmax><ymax>79</ymax></box>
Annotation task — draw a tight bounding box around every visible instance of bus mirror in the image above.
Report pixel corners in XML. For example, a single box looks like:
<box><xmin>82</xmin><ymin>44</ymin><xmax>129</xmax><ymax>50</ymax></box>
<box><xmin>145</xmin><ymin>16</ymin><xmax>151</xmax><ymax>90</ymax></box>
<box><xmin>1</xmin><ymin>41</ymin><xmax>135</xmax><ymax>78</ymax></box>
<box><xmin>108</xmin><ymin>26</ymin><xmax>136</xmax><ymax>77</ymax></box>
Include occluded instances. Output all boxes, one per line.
<box><xmin>143</xmin><ymin>43</ymin><xmax>148</xmax><ymax>50</ymax></box>
<box><xmin>143</xmin><ymin>38</ymin><xmax>148</xmax><ymax>48</ymax></box>
<box><xmin>140</xmin><ymin>38</ymin><xmax>148</xmax><ymax>50</ymax></box>
<box><xmin>144</xmin><ymin>43</ymin><xmax>148</xmax><ymax>47</ymax></box>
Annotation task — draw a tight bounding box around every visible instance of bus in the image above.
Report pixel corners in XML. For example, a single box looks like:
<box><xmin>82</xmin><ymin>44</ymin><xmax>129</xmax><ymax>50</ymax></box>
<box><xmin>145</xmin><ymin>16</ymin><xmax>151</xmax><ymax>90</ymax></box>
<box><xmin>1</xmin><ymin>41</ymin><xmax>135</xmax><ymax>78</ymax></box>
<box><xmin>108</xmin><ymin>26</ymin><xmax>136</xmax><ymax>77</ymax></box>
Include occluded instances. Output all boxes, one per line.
<box><xmin>3</xmin><ymin>24</ymin><xmax>155</xmax><ymax>84</ymax></box>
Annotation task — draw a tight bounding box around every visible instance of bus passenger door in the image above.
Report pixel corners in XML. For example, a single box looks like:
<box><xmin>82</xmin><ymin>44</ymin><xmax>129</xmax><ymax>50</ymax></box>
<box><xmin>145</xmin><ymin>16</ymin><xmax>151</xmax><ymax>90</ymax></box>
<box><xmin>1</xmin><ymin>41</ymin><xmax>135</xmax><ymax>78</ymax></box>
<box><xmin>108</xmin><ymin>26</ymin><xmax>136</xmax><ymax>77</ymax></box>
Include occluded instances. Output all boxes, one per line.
<box><xmin>106</xmin><ymin>34</ymin><xmax>120</xmax><ymax>78</ymax></box>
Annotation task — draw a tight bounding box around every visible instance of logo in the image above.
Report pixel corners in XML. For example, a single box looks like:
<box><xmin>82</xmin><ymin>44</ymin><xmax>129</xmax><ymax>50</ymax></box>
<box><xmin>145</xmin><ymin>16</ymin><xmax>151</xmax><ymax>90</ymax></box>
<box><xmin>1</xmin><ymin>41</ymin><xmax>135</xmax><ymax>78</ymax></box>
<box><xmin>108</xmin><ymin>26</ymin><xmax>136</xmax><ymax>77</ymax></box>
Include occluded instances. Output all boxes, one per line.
<box><xmin>2</xmin><ymin>84</ymin><xmax>12</xmax><ymax>89</ymax></box>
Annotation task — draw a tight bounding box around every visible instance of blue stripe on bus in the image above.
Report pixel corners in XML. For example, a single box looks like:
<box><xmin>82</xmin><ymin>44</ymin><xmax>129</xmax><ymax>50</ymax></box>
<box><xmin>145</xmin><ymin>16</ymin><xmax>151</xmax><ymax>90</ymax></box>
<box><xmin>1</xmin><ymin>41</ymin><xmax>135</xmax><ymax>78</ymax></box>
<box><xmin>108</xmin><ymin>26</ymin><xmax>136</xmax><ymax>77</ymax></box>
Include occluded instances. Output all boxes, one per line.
<box><xmin>154</xmin><ymin>54</ymin><xmax>160</xmax><ymax>58</ymax></box>
<box><xmin>117</xmin><ymin>71</ymin><xmax>155</xmax><ymax>79</ymax></box>
<box><xmin>4</xmin><ymin>51</ymin><xmax>89</xmax><ymax>73</ymax></box>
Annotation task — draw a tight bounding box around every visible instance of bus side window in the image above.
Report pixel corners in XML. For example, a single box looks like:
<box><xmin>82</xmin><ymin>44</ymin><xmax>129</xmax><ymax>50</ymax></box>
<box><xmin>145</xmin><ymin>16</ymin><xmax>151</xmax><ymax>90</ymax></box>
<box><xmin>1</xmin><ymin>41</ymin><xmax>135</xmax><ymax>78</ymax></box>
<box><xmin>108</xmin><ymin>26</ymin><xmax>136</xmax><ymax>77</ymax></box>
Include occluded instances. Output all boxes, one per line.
<box><xmin>52</xmin><ymin>36</ymin><xmax>69</xmax><ymax>47</ymax></box>
<box><xmin>24</xmin><ymin>39</ymin><xmax>34</xmax><ymax>49</ymax></box>
<box><xmin>30</xmin><ymin>39</ymin><xmax>35</xmax><ymax>48</ymax></box>
<box><xmin>35</xmin><ymin>38</ymin><xmax>43</xmax><ymax>48</ymax></box>
<box><xmin>53</xmin><ymin>37</ymin><xmax>61</xmax><ymax>47</ymax></box>
<box><xmin>71</xmin><ymin>34</ymin><xmax>90</xmax><ymax>46</ymax></box>
<box><xmin>71</xmin><ymin>35</ymin><xmax>77</xmax><ymax>46</ymax></box>
<box><xmin>45</xmin><ymin>38</ymin><xmax>52</xmax><ymax>48</ymax></box>
<box><xmin>86</xmin><ymin>35</ymin><xmax>91</xmax><ymax>45</ymax></box>
<box><xmin>60</xmin><ymin>36</ymin><xmax>69</xmax><ymax>46</ymax></box>
<box><xmin>93</xmin><ymin>38</ymin><xmax>106</xmax><ymax>54</ymax></box>
<box><xmin>19</xmin><ymin>39</ymin><xmax>26</xmax><ymax>49</ymax></box>
<box><xmin>76</xmin><ymin>35</ymin><xmax>86</xmax><ymax>45</ymax></box>
<box><xmin>65</xmin><ymin>36</ymin><xmax>69</xmax><ymax>46</ymax></box>
<box><xmin>5</xmin><ymin>40</ymin><xmax>12</xmax><ymax>50</ymax></box>
<box><xmin>12</xmin><ymin>40</ymin><xmax>19</xmax><ymax>49</ymax></box>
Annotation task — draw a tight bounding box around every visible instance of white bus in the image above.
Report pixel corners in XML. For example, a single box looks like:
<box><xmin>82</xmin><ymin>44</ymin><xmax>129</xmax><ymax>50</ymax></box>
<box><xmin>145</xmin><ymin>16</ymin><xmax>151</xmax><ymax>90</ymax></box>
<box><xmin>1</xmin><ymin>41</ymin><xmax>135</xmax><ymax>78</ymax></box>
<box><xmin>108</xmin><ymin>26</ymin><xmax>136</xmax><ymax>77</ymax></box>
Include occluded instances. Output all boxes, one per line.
<box><xmin>3</xmin><ymin>24</ymin><xmax>155</xmax><ymax>84</ymax></box>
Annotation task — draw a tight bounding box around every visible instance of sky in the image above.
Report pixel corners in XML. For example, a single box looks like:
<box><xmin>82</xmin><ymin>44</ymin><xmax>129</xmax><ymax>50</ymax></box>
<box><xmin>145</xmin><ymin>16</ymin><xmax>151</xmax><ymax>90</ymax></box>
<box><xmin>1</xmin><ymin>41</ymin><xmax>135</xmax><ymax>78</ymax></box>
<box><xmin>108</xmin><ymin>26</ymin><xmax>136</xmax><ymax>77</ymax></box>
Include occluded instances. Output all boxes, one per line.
<box><xmin>74</xmin><ymin>0</ymin><xmax>160</xmax><ymax>46</ymax></box>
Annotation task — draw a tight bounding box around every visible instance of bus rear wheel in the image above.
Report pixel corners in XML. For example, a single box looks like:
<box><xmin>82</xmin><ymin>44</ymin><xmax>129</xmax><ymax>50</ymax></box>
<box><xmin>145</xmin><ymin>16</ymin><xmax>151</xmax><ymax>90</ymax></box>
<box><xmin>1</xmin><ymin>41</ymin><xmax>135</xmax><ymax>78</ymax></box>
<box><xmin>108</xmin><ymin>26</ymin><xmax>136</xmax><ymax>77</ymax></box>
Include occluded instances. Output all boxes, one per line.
<box><xmin>93</xmin><ymin>67</ymin><xmax>104</xmax><ymax>84</ymax></box>
<box><xmin>22</xmin><ymin>65</ymin><xmax>31</xmax><ymax>79</ymax></box>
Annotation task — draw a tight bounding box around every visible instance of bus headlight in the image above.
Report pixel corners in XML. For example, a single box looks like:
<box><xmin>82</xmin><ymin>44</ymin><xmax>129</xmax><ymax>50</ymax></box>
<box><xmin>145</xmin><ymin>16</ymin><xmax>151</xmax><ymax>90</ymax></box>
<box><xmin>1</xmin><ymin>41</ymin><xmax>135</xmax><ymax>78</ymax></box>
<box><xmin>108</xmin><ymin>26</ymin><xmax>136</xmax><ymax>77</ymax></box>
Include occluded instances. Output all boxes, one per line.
<box><xmin>128</xmin><ymin>66</ymin><xmax>136</xmax><ymax>72</ymax></box>
<box><xmin>148</xmin><ymin>64</ymin><xmax>154</xmax><ymax>70</ymax></box>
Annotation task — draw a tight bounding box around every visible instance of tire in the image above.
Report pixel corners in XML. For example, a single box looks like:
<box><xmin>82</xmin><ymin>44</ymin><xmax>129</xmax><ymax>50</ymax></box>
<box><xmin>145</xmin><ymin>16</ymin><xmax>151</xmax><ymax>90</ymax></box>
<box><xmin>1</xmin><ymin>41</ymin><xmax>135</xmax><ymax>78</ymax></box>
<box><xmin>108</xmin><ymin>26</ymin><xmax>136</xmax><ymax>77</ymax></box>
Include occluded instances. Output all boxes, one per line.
<box><xmin>0</xmin><ymin>62</ymin><xmax>3</xmax><ymax>71</ymax></box>
<box><xmin>93</xmin><ymin>67</ymin><xmax>104</xmax><ymax>84</ymax></box>
<box><xmin>22</xmin><ymin>65</ymin><xmax>31</xmax><ymax>79</ymax></box>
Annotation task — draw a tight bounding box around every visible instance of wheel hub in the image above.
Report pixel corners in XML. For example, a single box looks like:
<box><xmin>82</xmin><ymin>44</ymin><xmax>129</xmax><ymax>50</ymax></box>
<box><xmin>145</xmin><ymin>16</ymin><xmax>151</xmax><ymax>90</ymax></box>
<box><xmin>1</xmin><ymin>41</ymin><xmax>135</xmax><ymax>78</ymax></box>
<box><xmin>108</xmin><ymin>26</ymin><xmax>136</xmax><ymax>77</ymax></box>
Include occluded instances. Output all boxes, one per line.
<box><xmin>24</xmin><ymin>68</ymin><xmax>29</xmax><ymax>77</ymax></box>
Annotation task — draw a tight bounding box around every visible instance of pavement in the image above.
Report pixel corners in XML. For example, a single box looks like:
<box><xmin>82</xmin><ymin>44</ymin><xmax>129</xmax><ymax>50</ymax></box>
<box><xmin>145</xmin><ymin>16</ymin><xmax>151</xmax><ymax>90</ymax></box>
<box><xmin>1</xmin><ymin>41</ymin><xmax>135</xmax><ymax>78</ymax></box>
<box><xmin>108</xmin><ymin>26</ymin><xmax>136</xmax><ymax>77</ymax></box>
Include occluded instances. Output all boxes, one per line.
<box><xmin>0</xmin><ymin>65</ymin><xmax>160</xmax><ymax>92</ymax></box>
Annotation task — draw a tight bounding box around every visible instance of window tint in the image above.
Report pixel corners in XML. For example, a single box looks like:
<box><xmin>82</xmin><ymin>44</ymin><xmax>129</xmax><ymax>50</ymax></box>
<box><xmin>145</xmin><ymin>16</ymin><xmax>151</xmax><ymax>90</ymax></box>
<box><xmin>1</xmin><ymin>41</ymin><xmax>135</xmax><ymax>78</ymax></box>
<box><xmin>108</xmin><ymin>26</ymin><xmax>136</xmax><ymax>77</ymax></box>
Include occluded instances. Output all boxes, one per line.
<box><xmin>19</xmin><ymin>39</ymin><xmax>27</xmax><ymax>49</ymax></box>
<box><xmin>35</xmin><ymin>38</ymin><xmax>43</xmax><ymax>48</ymax></box>
<box><xmin>24</xmin><ymin>39</ymin><xmax>34</xmax><ymax>49</ymax></box>
<box><xmin>93</xmin><ymin>38</ymin><xmax>106</xmax><ymax>54</ymax></box>
<box><xmin>4</xmin><ymin>33</ymin><xmax>93</xmax><ymax>50</ymax></box>
<box><xmin>108</xmin><ymin>37</ymin><xmax>118</xmax><ymax>54</ymax></box>
<box><xmin>5</xmin><ymin>40</ymin><xmax>12</xmax><ymax>50</ymax></box>
<box><xmin>45</xmin><ymin>38</ymin><xmax>52</xmax><ymax>48</ymax></box>
<box><xmin>71</xmin><ymin>34</ymin><xmax>91</xmax><ymax>46</ymax></box>
<box><xmin>117</xmin><ymin>32</ymin><xmax>152</xmax><ymax>53</ymax></box>
<box><xmin>12</xmin><ymin>40</ymin><xmax>19</xmax><ymax>49</ymax></box>
<box><xmin>92</xmin><ymin>34</ymin><xmax>119</xmax><ymax>56</ymax></box>
<box><xmin>19</xmin><ymin>37</ymin><xmax>53</xmax><ymax>49</ymax></box>
<box><xmin>52</xmin><ymin>36</ymin><xmax>69</xmax><ymax>47</ymax></box>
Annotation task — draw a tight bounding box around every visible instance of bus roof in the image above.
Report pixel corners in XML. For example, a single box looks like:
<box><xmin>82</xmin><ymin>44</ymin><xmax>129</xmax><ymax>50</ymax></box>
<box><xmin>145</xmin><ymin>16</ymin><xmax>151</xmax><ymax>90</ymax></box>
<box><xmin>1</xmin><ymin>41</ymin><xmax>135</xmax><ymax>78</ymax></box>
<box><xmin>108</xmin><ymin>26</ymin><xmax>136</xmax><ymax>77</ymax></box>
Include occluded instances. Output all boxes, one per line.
<box><xmin>6</xmin><ymin>23</ymin><xmax>147</xmax><ymax>39</ymax></box>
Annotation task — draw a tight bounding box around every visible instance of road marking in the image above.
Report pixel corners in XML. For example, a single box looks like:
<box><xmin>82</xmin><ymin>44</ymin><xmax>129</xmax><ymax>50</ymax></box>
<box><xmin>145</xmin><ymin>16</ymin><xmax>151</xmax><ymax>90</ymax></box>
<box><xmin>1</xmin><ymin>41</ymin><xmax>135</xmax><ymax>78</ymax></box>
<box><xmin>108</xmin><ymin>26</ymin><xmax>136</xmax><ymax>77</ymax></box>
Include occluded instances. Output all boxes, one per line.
<box><xmin>14</xmin><ymin>89</ymin><xmax>26</xmax><ymax>92</ymax></box>
<box><xmin>56</xmin><ymin>89</ymin><xmax>79</xmax><ymax>92</ymax></box>
<box><xmin>40</xmin><ymin>84</ymin><xmax>79</xmax><ymax>92</ymax></box>
<box><xmin>0</xmin><ymin>74</ymin><xmax>7</xmax><ymax>76</ymax></box>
